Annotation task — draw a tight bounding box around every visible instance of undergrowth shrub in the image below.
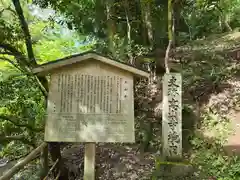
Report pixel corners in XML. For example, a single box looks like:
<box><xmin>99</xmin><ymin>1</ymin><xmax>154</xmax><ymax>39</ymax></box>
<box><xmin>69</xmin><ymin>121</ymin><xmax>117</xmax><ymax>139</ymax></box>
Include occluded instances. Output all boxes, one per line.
<box><xmin>190</xmin><ymin>135</ymin><xmax>240</xmax><ymax>180</ymax></box>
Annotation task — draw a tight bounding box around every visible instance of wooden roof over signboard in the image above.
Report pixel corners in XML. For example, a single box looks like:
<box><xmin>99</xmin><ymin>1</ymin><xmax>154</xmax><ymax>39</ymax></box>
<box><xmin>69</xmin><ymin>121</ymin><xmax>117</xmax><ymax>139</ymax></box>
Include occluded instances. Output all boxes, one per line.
<box><xmin>32</xmin><ymin>51</ymin><xmax>149</xmax><ymax>77</ymax></box>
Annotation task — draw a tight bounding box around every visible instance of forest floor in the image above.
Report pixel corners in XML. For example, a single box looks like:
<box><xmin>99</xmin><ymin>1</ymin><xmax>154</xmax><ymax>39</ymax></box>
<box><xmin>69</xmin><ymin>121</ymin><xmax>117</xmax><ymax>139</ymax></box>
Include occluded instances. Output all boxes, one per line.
<box><xmin>61</xmin><ymin>143</ymin><xmax>156</xmax><ymax>180</ymax></box>
<box><xmin>224</xmin><ymin>110</ymin><xmax>240</xmax><ymax>154</ymax></box>
<box><xmin>61</xmin><ymin>142</ymin><xmax>197</xmax><ymax>180</ymax></box>
<box><xmin>1</xmin><ymin>31</ymin><xmax>240</xmax><ymax>180</ymax></box>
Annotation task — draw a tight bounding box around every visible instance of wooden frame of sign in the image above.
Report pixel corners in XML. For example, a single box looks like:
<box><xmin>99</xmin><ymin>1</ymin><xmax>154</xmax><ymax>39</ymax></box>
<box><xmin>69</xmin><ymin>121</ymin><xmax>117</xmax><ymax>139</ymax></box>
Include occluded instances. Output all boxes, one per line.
<box><xmin>32</xmin><ymin>51</ymin><xmax>149</xmax><ymax>180</ymax></box>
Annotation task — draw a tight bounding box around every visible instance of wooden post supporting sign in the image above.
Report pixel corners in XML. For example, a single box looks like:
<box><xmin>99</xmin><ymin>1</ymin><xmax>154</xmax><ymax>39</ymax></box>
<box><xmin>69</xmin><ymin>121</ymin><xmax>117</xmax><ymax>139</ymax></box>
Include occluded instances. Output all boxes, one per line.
<box><xmin>84</xmin><ymin>143</ymin><xmax>96</xmax><ymax>180</ymax></box>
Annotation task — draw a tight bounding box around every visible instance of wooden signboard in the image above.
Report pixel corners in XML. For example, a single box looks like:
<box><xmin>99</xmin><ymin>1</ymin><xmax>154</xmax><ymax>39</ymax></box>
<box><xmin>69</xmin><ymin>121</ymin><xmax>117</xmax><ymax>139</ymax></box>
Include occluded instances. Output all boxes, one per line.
<box><xmin>45</xmin><ymin>61</ymin><xmax>135</xmax><ymax>143</ymax></box>
<box><xmin>162</xmin><ymin>73</ymin><xmax>182</xmax><ymax>158</ymax></box>
<box><xmin>33</xmin><ymin>52</ymin><xmax>149</xmax><ymax>180</ymax></box>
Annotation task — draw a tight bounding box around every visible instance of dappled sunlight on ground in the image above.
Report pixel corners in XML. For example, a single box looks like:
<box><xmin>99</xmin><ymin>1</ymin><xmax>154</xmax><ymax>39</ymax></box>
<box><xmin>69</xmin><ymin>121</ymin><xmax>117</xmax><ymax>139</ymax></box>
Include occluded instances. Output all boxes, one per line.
<box><xmin>61</xmin><ymin>143</ymin><xmax>155</xmax><ymax>180</ymax></box>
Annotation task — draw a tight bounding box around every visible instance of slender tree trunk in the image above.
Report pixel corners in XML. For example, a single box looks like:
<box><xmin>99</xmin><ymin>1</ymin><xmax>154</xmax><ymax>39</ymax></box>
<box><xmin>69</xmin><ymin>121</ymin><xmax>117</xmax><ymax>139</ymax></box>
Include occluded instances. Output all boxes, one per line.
<box><xmin>140</xmin><ymin>0</ymin><xmax>153</xmax><ymax>46</ymax></box>
<box><xmin>217</xmin><ymin>1</ymin><xmax>232</xmax><ymax>32</ymax></box>
<box><xmin>124</xmin><ymin>0</ymin><xmax>133</xmax><ymax>64</ymax></box>
<box><xmin>106</xmin><ymin>0</ymin><xmax>116</xmax><ymax>57</ymax></box>
<box><xmin>12</xmin><ymin>0</ymin><xmax>36</xmax><ymax>66</ymax></box>
<box><xmin>135</xmin><ymin>0</ymin><xmax>143</xmax><ymax>44</ymax></box>
<box><xmin>219</xmin><ymin>16</ymin><xmax>223</xmax><ymax>32</ymax></box>
<box><xmin>219</xmin><ymin>11</ymin><xmax>232</xmax><ymax>32</ymax></box>
<box><xmin>39</xmin><ymin>98</ymin><xmax>49</xmax><ymax>179</ymax></box>
<box><xmin>138</xmin><ymin>0</ymin><xmax>147</xmax><ymax>45</ymax></box>
<box><xmin>224</xmin><ymin>14</ymin><xmax>232</xmax><ymax>31</ymax></box>
<box><xmin>12</xmin><ymin>0</ymin><xmax>66</xmax><ymax>179</ymax></box>
<box><xmin>39</xmin><ymin>144</ymin><xmax>48</xmax><ymax>179</ymax></box>
<box><xmin>145</xmin><ymin>2</ymin><xmax>153</xmax><ymax>46</ymax></box>
<box><xmin>48</xmin><ymin>143</ymin><xmax>68</xmax><ymax>179</ymax></box>
<box><xmin>164</xmin><ymin>0</ymin><xmax>174</xmax><ymax>74</ymax></box>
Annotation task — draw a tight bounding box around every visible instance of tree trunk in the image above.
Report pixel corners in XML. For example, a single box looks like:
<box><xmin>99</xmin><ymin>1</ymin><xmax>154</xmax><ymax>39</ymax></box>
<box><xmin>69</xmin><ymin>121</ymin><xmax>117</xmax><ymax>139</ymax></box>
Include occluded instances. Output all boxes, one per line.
<box><xmin>216</xmin><ymin>1</ymin><xmax>232</xmax><ymax>32</ymax></box>
<box><xmin>164</xmin><ymin>0</ymin><xmax>174</xmax><ymax>74</ymax></box>
<box><xmin>124</xmin><ymin>0</ymin><xmax>133</xmax><ymax>64</ymax></box>
<box><xmin>39</xmin><ymin>144</ymin><xmax>48</xmax><ymax>179</ymax></box>
<box><xmin>173</xmin><ymin>1</ymin><xmax>182</xmax><ymax>46</ymax></box>
<box><xmin>12</xmin><ymin>0</ymin><xmax>36</xmax><ymax>67</ymax></box>
<box><xmin>224</xmin><ymin>14</ymin><xmax>232</xmax><ymax>31</ymax></box>
<box><xmin>106</xmin><ymin>0</ymin><xmax>116</xmax><ymax>57</ymax></box>
<box><xmin>12</xmin><ymin>0</ymin><xmax>64</xmax><ymax>179</ymax></box>
<box><xmin>48</xmin><ymin>143</ymin><xmax>68</xmax><ymax>180</ymax></box>
<box><xmin>140</xmin><ymin>0</ymin><xmax>153</xmax><ymax>46</ymax></box>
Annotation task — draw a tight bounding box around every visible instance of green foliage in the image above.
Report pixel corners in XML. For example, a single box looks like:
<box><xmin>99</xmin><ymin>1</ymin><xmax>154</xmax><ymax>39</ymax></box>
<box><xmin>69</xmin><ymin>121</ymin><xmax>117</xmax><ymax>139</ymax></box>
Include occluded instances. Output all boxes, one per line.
<box><xmin>0</xmin><ymin>75</ymin><xmax>44</xmax><ymax>157</ymax></box>
<box><xmin>95</xmin><ymin>34</ymin><xmax>150</xmax><ymax>62</ymax></box>
<box><xmin>0</xmin><ymin>141</ymin><xmax>28</xmax><ymax>159</ymax></box>
<box><xmin>181</xmin><ymin>0</ymin><xmax>240</xmax><ymax>39</ymax></box>
<box><xmin>34</xmin><ymin>35</ymin><xmax>94</xmax><ymax>63</ymax></box>
<box><xmin>190</xmin><ymin>135</ymin><xmax>240</xmax><ymax>180</ymax></box>
<box><xmin>0</xmin><ymin>0</ymin><xmax>33</xmax><ymax>50</ymax></box>
<box><xmin>13</xmin><ymin>162</ymin><xmax>41</xmax><ymax>180</ymax></box>
<box><xmin>1</xmin><ymin>0</ymin><xmax>240</xmax><ymax>179</ymax></box>
<box><xmin>0</xmin><ymin>1</ymin><xmax>94</xmax><ymax>163</ymax></box>
<box><xmin>34</xmin><ymin>0</ymin><xmax>240</xmax><ymax>51</ymax></box>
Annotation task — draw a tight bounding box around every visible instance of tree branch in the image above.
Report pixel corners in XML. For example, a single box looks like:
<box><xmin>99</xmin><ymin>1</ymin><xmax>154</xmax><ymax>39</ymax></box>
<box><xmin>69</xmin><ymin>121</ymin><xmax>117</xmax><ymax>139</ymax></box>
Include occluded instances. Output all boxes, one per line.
<box><xmin>0</xmin><ymin>43</ymin><xmax>30</xmax><ymax>71</ymax></box>
<box><xmin>0</xmin><ymin>135</ymin><xmax>35</xmax><ymax>147</ymax></box>
<box><xmin>11</xmin><ymin>0</ymin><xmax>48</xmax><ymax>98</ymax></box>
<box><xmin>0</xmin><ymin>43</ymin><xmax>24</xmax><ymax>59</ymax></box>
<box><xmin>164</xmin><ymin>41</ymin><xmax>172</xmax><ymax>73</ymax></box>
<box><xmin>0</xmin><ymin>57</ymin><xmax>23</xmax><ymax>72</ymax></box>
<box><xmin>0</xmin><ymin>142</ymin><xmax>47</xmax><ymax>180</ymax></box>
<box><xmin>0</xmin><ymin>115</ymin><xmax>43</xmax><ymax>132</ymax></box>
<box><xmin>12</xmin><ymin>0</ymin><xmax>37</xmax><ymax>66</ymax></box>
<box><xmin>0</xmin><ymin>43</ymin><xmax>48</xmax><ymax>97</ymax></box>
<box><xmin>0</xmin><ymin>51</ymin><xmax>15</xmax><ymax>56</ymax></box>
<box><xmin>164</xmin><ymin>0</ymin><xmax>174</xmax><ymax>73</ymax></box>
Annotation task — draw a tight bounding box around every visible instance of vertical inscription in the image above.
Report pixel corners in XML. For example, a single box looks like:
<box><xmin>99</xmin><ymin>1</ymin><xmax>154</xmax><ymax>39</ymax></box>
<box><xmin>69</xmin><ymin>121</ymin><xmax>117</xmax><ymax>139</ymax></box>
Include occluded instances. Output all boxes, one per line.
<box><xmin>83</xmin><ymin>75</ymin><xmax>87</xmax><ymax>113</ymax></box>
<box><xmin>103</xmin><ymin>76</ymin><xmax>107</xmax><ymax>113</ymax></box>
<box><xmin>119</xmin><ymin>78</ymin><xmax>123</xmax><ymax>113</ymax></box>
<box><xmin>67</xmin><ymin>75</ymin><xmax>70</xmax><ymax>112</ymax></box>
<box><xmin>56</xmin><ymin>74</ymin><xmax>62</xmax><ymax>113</ymax></box>
<box><xmin>106</xmin><ymin>76</ymin><xmax>110</xmax><ymax>113</ymax></box>
<box><xmin>58</xmin><ymin>74</ymin><xmax>75</xmax><ymax>113</ymax></box>
<box><xmin>64</xmin><ymin>74</ymin><xmax>68</xmax><ymax>112</ymax></box>
<box><xmin>61</xmin><ymin>74</ymin><xmax>65</xmax><ymax>112</ymax></box>
<box><xmin>162</xmin><ymin>73</ymin><xmax>182</xmax><ymax>158</ymax></box>
<box><xmin>93</xmin><ymin>76</ymin><xmax>97</xmax><ymax>113</ymax></box>
<box><xmin>74</xmin><ymin>74</ymin><xmax>78</xmax><ymax>112</ymax></box>
<box><xmin>80</xmin><ymin>75</ymin><xmax>84</xmax><ymax>112</ymax></box>
<box><xmin>100</xmin><ymin>76</ymin><xmax>105</xmax><ymax>113</ymax></box>
<box><xmin>116</xmin><ymin>77</ymin><xmax>120</xmax><ymax>113</ymax></box>
<box><xmin>56</xmin><ymin>74</ymin><xmax>127</xmax><ymax>114</ymax></box>
<box><xmin>87</xmin><ymin>75</ymin><xmax>91</xmax><ymax>113</ymax></box>
<box><xmin>57</xmin><ymin>74</ymin><xmax>61</xmax><ymax>93</ymax></box>
<box><xmin>90</xmin><ymin>75</ymin><xmax>94</xmax><ymax>113</ymax></box>
<box><xmin>109</xmin><ymin>77</ymin><xmax>113</xmax><ymax>113</ymax></box>
<box><xmin>106</xmin><ymin>76</ymin><xmax>109</xmax><ymax>113</ymax></box>
<box><xmin>47</xmin><ymin>72</ymin><xmax>135</xmax><ymax>143</ymax></box>
<box><xmin>76</xmin><ymin>74</ymin><xmax>80</xmax><ymax>113</ymax></box>
<box><xmin>69</xmin><ymin>75</ymin><xmax>74</xmax><ymax>112</ymax></box>
<box><xmin>96</xmin><ymin>76</ymin><xmax>100</xmax><ymax>112</ymax></box>
<box><xmin>60</xmin><ymin>74</ymin><xmax>64</xmax><ymax>112</ymax></box>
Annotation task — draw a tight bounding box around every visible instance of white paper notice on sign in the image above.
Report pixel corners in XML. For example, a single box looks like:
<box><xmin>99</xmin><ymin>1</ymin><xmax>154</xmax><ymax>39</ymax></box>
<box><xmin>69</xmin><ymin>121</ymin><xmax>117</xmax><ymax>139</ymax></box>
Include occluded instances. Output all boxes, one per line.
<box><xmin>162</xmin><ymin>73</ymin><xmax>182</xmax><ymax>158</ymax></box>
